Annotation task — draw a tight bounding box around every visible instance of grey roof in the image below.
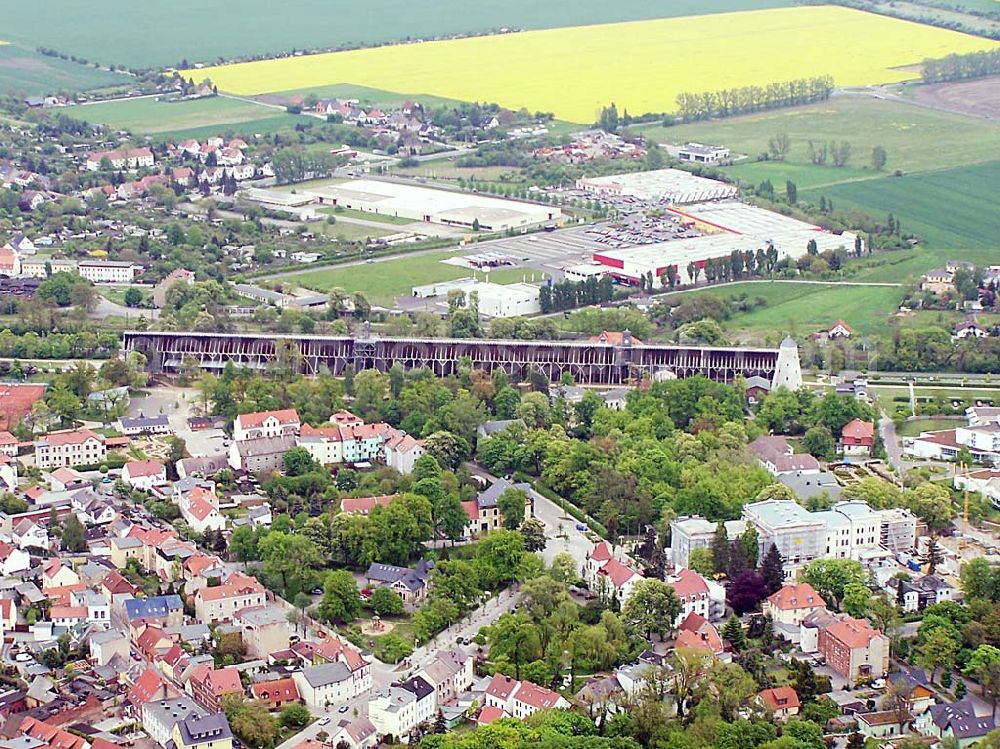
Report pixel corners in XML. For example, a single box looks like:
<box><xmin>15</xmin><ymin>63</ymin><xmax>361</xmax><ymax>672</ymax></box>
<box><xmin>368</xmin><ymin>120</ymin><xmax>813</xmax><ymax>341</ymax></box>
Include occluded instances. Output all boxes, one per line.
<box><xmin>124</xmin><ymin>594</ymin><xmax>182</xmax><ymax>620</ymax></box>
<box><xmin>176</xmin><ymin>713</ymin><xmax>233</xmax><ymax>746</ymax></box>
<box><xmin>89</xmin><ymin>629</ymin><xmax>126</xmax><ymax>646</ymax></box>
<box><xmin>476</xmin><ymin>477</ymin><xmax>531</xmax><ymax>509</ymax></box>
<box><xmin>779</xmin><ymin>471</ymin><xmax>842</xmax><ymax>501</ymax></box>
<box><xmin>930</xmin><ymin>700</ymin><xmax>996</xmax><ymax>738</ymax></box>
<box><xmin>237</xmin><ymin>435</ymin><xmax>296</xmax><ymax>458</ymax></box>
<box><xmin>236</xmin><ymin>605</ymin><xmax>287</xmax><ymax>626</ymax></box>
<box><xmin>300</xmin><ymin>661</ymin><xmax>352</xmax><ymax>688</ymax></box>
<box><xmin>143</xmin><ymin>696</ymin><xmax>206</xmax><ymax>730</ymax></box>
<box><xmin>478</xmin><ymin>419</ymin><xmax>525</xmax><ymax>437</ymax></box>
<box><xmin>399</xmin><ymin>675</ymin><xmax>434</xmax><ymax>701</ymax></box>
<box><xmin>120</xmin><ymin>414</ymin><xmax>170</xmax><ymax>430</ymax></box>
<box><xmin>365</xmin><ymin>558</ymin><xmax>433</xmax><ymax>592</ymax></box>
<box><xmin>375</xmin><ymin>686</ymin><xmax>415</xmax><ymax>714</ymax></box>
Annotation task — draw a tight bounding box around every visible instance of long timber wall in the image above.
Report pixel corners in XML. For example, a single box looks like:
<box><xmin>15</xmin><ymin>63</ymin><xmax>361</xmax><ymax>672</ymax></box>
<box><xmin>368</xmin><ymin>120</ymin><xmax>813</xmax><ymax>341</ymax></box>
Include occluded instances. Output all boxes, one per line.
<box><xmin>122</xmin><ymin>331</ymin><xmax>793</xmax><ymax>387</ymax></box>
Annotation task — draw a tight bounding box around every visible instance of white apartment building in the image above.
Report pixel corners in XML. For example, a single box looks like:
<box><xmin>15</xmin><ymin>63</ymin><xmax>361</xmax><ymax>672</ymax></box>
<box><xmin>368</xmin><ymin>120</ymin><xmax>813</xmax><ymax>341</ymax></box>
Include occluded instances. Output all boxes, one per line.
<box><xmin>233</xmin><ymin>409</ymin><xmax>300</xmax><ymax>442</ymax></box>
<box><xmin>194</xmin><ymin>573</ymin><xmax>266</xmax><ymax>624</ymax></box>
<box><xmin>35</xmin><ymin>429</ymin><xmax>106</xmax><ymax>469</ymax></box>
<box><xmin>815</xmin><ymin>500</ymin><xmax>881</xmax><ymax>560</ymax></box>
<box><xmin>369</xmin><ymin>676</ymin><xmax>436</xmax><ymax>741</ymax></box>
<box><xmin>78</xmin><ymin>260</ymin><xmax>142</xmax><ymax>284</ymax></box>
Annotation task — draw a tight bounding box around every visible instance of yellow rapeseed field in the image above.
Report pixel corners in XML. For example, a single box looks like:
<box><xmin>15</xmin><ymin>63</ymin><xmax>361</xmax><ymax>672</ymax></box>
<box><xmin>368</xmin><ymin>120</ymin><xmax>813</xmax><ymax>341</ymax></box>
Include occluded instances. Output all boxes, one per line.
<box><xmin>190</xmin><ymin>6</ymin><xmax>999</xmax><ymax>122</ymax></box>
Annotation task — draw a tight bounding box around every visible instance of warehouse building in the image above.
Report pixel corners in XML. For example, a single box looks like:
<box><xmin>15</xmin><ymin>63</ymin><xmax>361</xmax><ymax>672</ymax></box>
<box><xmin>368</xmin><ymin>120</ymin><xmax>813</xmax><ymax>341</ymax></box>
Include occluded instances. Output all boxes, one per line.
<box><xmin>592</xmin><ymin>200</ymin><xmax>858</xmax><ymax>286</ymax></box>
<box><xmin>306</xmin><ymin>179</ymin><xmax>559</xmax><ymax>232</ymax></box>
<box><xmin>410</xmin><ymin>278</ymin><xmax>540</xmax><ymax>318</ymax></box>
<box><xmin>575</xmin><ymin>168</ymin><xmax>738</xmax><ymax>204</ymax></box>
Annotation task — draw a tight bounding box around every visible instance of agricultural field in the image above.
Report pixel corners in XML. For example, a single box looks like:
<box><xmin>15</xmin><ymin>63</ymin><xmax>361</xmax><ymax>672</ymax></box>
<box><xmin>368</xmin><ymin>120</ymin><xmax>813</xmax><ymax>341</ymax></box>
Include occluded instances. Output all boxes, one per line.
<box><xmin>74</xmin><ymin>95</ymin><xmax>302</xmax><ymax>136</ymax></box>
<box><xmin>665</xmin><ymin>280</ymin><xmax>905</xmax><ymax>343</ymax></box>
<box><xmin>0</xmin><ymin>43</ymin><xmax>128</xmax><ymax>95</ymax></box>
<box><xmin>281</xmin><ymin>251</ymin><xmax>537</xmax><ymax>305</ymax></box>
<box><xmin>641</xmin><ymin>96</ymin><xmax>1000</xmax><ymax>177</ymax></box>
<box><xmin>188</xmin><ymin>7</ymin><xmax>998</xmax><ymax>123</ymax></box>
<box><xmin>2</xmin><ymin>0</ymin><xmax>795</xmax><ymax>70</ymax></box>
<box><xmin>805</xmin><ymin>160</ymin><xmax>1000</xmax><ymax>249</ymax></box>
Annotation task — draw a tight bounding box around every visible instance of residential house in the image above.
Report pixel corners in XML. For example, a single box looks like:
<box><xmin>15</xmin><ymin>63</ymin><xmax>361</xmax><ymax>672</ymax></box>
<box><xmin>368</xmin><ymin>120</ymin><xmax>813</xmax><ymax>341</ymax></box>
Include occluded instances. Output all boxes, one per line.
<box><xmin>35</xmin><ymin>429</ymin><xmax>106</xmax><ymax>469</ymax></box>
<box><xmin>250</xmin><ymin>678</ymin><xmax>300</xmax><ymax>710</ymax></box>
<box><xmin>826</xmin><ymin>321</ymin><xmax>853</xmax><ymax>339</ymax></box>
<box><xmin>188</xmin><ymin>664</ymin><xmax>243</xmax><ymax>713</ymax></box>
<box><xmin>128</xmin><ymin>668</ymin><xmax>179</xmax><ymax>714</ymax></box>
<box><xmin>763</xmin><ymin>583</ymin><xmax>827</xmax><ymax>643</ymax></box>
<box><xmin>326</xmin><ymin>718</ymin><xmax>377</xmax><ymax>749</ymax></box>
<box><xmin>12</xmin><ymin>519</ymin><xmax>49</xmax><ymax>550</ymax></box>
<box><xmin>233</xmin><ymin>605</ymin><xmax>289</xmax><ymax>659</ymax></box>
<box><xmin>124</xmin><ymin>595</ymin><xmax>183</xmax><ymax>628</ymax></box>
<box><xmin>119</xmin><ymin>415</ymin><xmax>171</xmax><ymax>436</ymax></box>
<box><xmin>42</xmin><ymin>560</ymin><xmax>80</xmax><ymax>590</ymax></box>
<box><xmin>181</xmin><ymin>488</ymin><xmax>226</xmax><ymax>534</ymax></box>
<box><xmin>89</xmin><ymin>629</ymin><xmax>129</xmax><ymax>667</ymax></box>
<box><xmin>889</xmin><ymin>667</ymin><xmax>936</xmax><ymax>715</ymax></box>
<box><xmin>857</xmin><ymin>711</ymin><xmax>908</xmax><ymax>740</ymax></box>
<box><xmin>890</xmin><ymin>575</ymin><xmax>956</xmax><ymax>612</ymax></box>
<box><xmin>194</xmin><ymin>573</ymin><xmax>266</xmax><ymax>624</ymax></box>
<box><xmin>293</xmin><ymin>662</ymin><xmax>363</xmax><ymax>710</ymax></box>
<box><xmin>340</xmin><ymin>495</ymin><xmax>395</xmax><ymax>516</ymax></box>
<box><xmin>383</xmin><ymin>432</ymin><xmax>425</xmax><ymax>475</ymax></box>
<box><xmin>142</xmin><ymin>696</ymin><xmax>206</xmax><ymax>748</ymax></box>
<box><xmin>370</xmin><ymin>676</ymin><xmax>436</xmax><ymax>742</ymax></box>
<box><xmin>170</xmin><ymin>714</ymin><xmax>234</xmax><ymax>749</ymax></box>
<box><xmin>0</xmin><ymin>542</ymin><xmax>29</xmax><ymax>576</ymax></box>
<box><xmin>817</xmin><ymin>616</ymin><xmax>890</xmax><ymax>683</ymax></box>
<box><xmin>484</xmin><ymin>674</ymin><xmax>569</xmax><ymax>719</ymax></box>
<box><xmin>667</xmin><ymin>569</ymin><xmax>712</xmax><ymax>625</ymax></box>
<box><xmin>122</xmin><ymin>460</ymin><xmax>167</xmax><ymax>491</ymax></box>
<box><xmin>15</xmin><ymin>717</ymin><xmax>89</xmax><ymax>749</ymax></box>
<box><xmin>920</xmin><ymin>267</ymin><xmax>957</xmax><ymax>295</ymax></box>
<box><xmin>585</xmin><ymin>541</ymin><xmax>644</xmax><ymax>605</ymax></box>
<box><xmin>674</xmin><ymin>612</ymin><xmax>726</xmax><ymax>659</ymax></box>
<box><xmin>229</xmin><ymin>435</ymin><xmax>296</xmax><ymax>473</ymax></box>
<box><xmin>416</xmin><ymin>649</ymin><xmax>473</xmax><ymax>706</ymax></box>
<box><xmin>233</xmin><ymin>409</ymin><xmax>300</xmax><ymax>442</ymax></box>
<box><xmin>748</xmin><ymin>436</ymin><xmax>820</xmax><ymax>476</ymax></box>
<box><xmin>296</xmin><ymin>425</ymin><xmax>344</xmax><ymax>465</ymax></box>
<box><xmin>365</xmin><ymin>559</ymin><xmax>433</xmax><ymax>605</ymax></box>
<box><xmin>917</xmin><ymin>700</ymin><xmax>996</xmax><ymax>749</ymax></box>
<box><xmin>311</xmin><ymin>637</ymin><xmax>371</xmax><ymax>697</ymax></box>
<box><xmin>840</xmin><ymin>419</ymin><xmax>875</xmax><ymax>457</ymax></box>
<box><xmin>757</xmin><ymin>686</ymin><xmax>801</xmax><ymax>720</ymax></box>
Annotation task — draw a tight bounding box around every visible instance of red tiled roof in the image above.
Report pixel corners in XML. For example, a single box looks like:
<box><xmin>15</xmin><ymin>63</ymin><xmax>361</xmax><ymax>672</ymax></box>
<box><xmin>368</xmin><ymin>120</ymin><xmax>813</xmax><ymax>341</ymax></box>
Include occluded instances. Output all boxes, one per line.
<box><xmin>340</xmin><ymin>495</ymin><xmax>395</xmax><ymax>515</ymax></box>
<box><xmin>125</xmin><ymin>460</ymin><xmax>164</xmax><ymax>478</ymax></box>
<box><xmin>485</xmin><ymin>674</ymin><xmax>519</xmax><ymax>701</ymax></box>
<box><xmin>461</xmin><ymin>500</ymin><xmax>478</xmax><ymax>522</ymax></box>
<box><xmin>477</xmin><ymin>706</ymin><xmax>505</xmax><ymax>725</ymax></box>
<box><xmin>759</xmin><ymin>686</ymin><xmax>801</xmax><ymax>712</ymax></box>
<box><xmin>236</xmin><ymin>409</ymin><xmax>299</xmax><ymax>429</ymax></box>
<box><xmin>513</xmin><ymin>681</ymin><xmax>563</xmax><ymax>709</ymax></box>
<box><xmin>767</xmin><ymin>583</ymin><xmax>826</xmax><ymax>611</ymax></box>
<box><xmin>669</xmin><ymin>569</ymin><xmax>709</xmax><ymax>600</ymax></box>
<box><xmin>828</xmin><ymin>320</ymin><xmax>853</xmax><ymax>334</ymax></box>
<box><xmin>18</xmin><ymin>717</ymin><xmax>88</xmax><ymax>749</ymax></box>
<box><xmin>599</xmin><ymin>557</ymin><xmax>641</xmax><ymax>588</ymax></box>
<box><xmin>197</xmin><ymin>573</ymin><xmax>264</xmax><ymax>602</ymax></box>
<box><xmin>841</xmin><ymin>418</ymin><xmax>875</xmax><ymax>440</ymax></box>
<box><xmin>589</xmin><ymin>541</ymin><xmax>613</xmax><ymax>562</ymax></box>
<box><xmin>186</xmin><ymin>496</ymin><xmax>216</xmax><ymax>522</ymax></box>
<box><xmin>251</xmin><ymin>677</ymin><xmax>299</xmax><ymax>703</ymax></box>
<box><xmin>38</xmin><ymin>428</ymin><xmax>103</xmax><ymax>447</ymax></box>
<box><xmin>589</xmin><ymin>331</ymin><xmax>643</xmax><ymax>345</ymax></box>
<box><xmin>127</xmin><ymin>667</ymin><xmax>172</xmax><ymax>708</ymax></box>
<box><xmin>825</xmin><ymin>616</ymin><xmax>882</xmax><ymax>649</ymax></box>
<box><xmin>103</xmin><ymin>569</ymin><xmax>138</xmax><ymax>596</ymax></box>
<box><xmin>299</xmin><ymin>424</ymin><xmax>342</xmax><ymax>441</ymax></box>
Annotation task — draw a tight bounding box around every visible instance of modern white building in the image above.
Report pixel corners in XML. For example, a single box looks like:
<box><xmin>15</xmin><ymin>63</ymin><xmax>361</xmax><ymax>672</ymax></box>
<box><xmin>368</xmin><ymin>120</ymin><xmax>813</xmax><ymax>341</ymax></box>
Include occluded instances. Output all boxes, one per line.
<box><xmin>307</xmin><ymin>179</ymin><xmax>561</xmax><ymax>232</ymax></box>
<box><xmin>576</xmin><ymin>168</ymin><xmax>738</xmax><ymax>203</ymax></box>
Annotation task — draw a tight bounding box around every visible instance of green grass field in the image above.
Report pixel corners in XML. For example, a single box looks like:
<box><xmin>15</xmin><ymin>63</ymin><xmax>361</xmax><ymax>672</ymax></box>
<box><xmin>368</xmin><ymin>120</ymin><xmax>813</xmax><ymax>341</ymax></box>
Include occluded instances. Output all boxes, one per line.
<box><xmin>805</xmin><ymin>160</ymin><xmax>1000</xmax><ymax>249</ymax></box>
<box><xmin>894</xmin><ymin>417</ymin><xmax>966</xmax><ymax>436</ymax></box>
<box><xmin>280</xmin><ymin>251</ymin><xmax>541</xmax><ymax>305</ymax></box>
<box><xmin>314</xmin><ymin>220</ymin><xmax>394</xmax><ymax>242</ymax></box>
<box><xmin>845</xmin><ymin>248</ymin><xmax>1000</xmax><ymax>284</ymax></box>
<box><xmin>0</xmin><ymin>43</ymin><xmax>128</xmax><ymax>94</ymax></box>
<box><xmin>75</xmin><ymin>95</ymin><xmax>301</xmax><ymax>135</ymax></box>
<box><xmin>642</xmin><ymin>97</ymin><xmax>1000</xmax><ymax>176</ymax></box>
<box><xmin>1</xmin><ymin>0</ymin><xmax>794</xmax><ymax>69</ymax></box>
<box><xmin>321</xmin><ymin>207</ymin><xmax>415</xmax><ymax>226</ymax></box>
<box><xmin>666</xmin><ymin>280</ymin><xmax>904</xmax><ymax>343</ymax></box>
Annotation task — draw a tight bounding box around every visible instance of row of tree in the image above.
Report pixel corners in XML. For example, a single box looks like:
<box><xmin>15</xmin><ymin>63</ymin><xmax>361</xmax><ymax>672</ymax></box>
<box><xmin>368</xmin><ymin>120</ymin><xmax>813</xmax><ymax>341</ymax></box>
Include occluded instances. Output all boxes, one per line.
<box><xmin>922</xmin><ymin>48</ymin><xmax>1000</xmax><ymax>82</ymax></box>
<box><xmin>675</xmin><ymin>76</ymin><xmax>834</xmax><ymax>121</ymax></box>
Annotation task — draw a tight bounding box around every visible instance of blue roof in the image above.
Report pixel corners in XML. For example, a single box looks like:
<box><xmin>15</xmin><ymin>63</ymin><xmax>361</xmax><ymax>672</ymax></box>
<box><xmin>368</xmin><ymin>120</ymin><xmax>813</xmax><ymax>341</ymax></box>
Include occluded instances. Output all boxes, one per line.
<box><xmin>124</xmin><ymin>594</ymin><xmax>182</xmax><ymax>620</ymax></box>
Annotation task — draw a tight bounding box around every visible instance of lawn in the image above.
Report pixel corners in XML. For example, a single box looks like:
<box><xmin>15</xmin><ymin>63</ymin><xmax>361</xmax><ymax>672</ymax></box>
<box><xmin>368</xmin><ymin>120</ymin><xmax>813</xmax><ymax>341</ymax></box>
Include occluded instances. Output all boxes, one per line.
<box><xmin>281</xmin><ymin>250</ymin><xmax>537</xmax><ymax>305</ymax></box>
<box><xmin>665</xmin><ymin>280</ymin><xmax>904</xmax><ymax>343</ymax></box>
<box><xmin>189</xmin><ymin>7</ymin><xmax>997</xmax><ymax>122</ymax></box>
<box><xmin>0</xmin><ymin>43</ymin><xmax>128</xmax><ymax>95</ymax></box>
<box><xmin>894</xmin><ymin>417</ymin><xmax>965</xmax><ymax>437</ymax></box>
<box><xmin>322</xmin><ymin>207</ymin><xmax>415</xmax><ymax>226</ymax></box>
<box><xmin>75</xmin><ymin>95</ymin><xmax>301</xmax><ymax>136</ymax></box>
<box><xmin>804</xmin><ymin>160</ymin><xmax>1000</xmax><ymax>249</ymax></box>
<box><xmin>845</xmin><ymin>248</ymin><xmax>1000</xmax><ymax>284</ymax></box>
<box><xmin>640</xmin><ymin>97</ymin><xmax>1000</xmax><ymax>177</ymax></box>
<box><xmin>2</xmin><ymin>0</ymin><xmax>795</xmax><ymax>69</ymax></box>
<box><xmin>314</xmin><ymin>220</ymin><xmax>395</xmax><ymax>243</ymax></box>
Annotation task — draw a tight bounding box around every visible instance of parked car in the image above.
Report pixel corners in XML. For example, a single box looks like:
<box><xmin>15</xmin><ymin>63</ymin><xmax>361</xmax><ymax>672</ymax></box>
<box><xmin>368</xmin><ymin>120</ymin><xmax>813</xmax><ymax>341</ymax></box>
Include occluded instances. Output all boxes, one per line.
<box><xmin>575</xmin><ymin>523</ymin><xmax>588</xmax><ymax>531</ymax></box>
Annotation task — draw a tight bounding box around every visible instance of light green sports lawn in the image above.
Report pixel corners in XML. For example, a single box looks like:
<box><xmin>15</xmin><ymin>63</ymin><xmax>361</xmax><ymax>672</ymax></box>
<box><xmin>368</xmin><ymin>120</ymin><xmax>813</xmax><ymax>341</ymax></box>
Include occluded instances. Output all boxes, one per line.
<box><xmin>665</xmin><ymin>281</ymin><xmax>904</xmax><ymax>343</ymax></box>
<box><xmin>75</xmin><ymin>95</ymin><xmax>301</xmax><ymax>135</ymax></box>
<box><xmin>280</xmin><ymin>250</ymin><xmax>543</xmax><ymax>305</ymax></box>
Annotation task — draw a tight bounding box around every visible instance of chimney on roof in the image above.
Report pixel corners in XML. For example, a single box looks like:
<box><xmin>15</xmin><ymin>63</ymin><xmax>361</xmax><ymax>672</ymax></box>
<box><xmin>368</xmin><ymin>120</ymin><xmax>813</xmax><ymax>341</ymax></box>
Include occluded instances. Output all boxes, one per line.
<box><xmin>623</xmin><ymin>329</ymin><xmax>632</xmax><ymax>345</ymax></box>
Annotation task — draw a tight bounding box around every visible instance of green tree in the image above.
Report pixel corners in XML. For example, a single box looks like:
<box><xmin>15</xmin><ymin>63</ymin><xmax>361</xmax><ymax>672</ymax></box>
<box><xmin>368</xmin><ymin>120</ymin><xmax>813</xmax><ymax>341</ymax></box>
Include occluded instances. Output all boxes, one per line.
<box><xmin>124</xmin><ymin>287</ymin><xmax>143</xmax><ymax>307</ymax></box>
<box><xmin>61</xmin><ymin>513</ymin><xmax>86</xmax><ymax>552</ymax></box>
<box><xmin>369</xmin><ymin>586</ymin><xmax>404</xmax><ymax>617</ymax></box>
<box><xmin>802</xmin><ymin>558</ymin><xmax>865</xmax><ymax>610</ymax></box>
<box><xmin>279</xmin><ymin>703</ymin><xmax>311</xmax><ymax>728</ymax></box>
<box><xmin>497</xmin><ymin>488</ymin><xmax>529</xmax><ymax>530</ymax></box>
<box><xmin>842</xmin><ymin>582</ymin><xmax>870</xmax><ymax>618</ymax></box>
<box><xmin>437</xmin><ymin>493</ymin><xmax>471</xmax><ymax>543</ymax></box>
<box><xmin>688</xmin><ymin>547</ymin><xmax>715</xmax><ymax>576</ymax></box>
<box><xmin>722</xmin><ymin>614</ymin><xmax>747</xmax><ymax>651</ymax></box>
<box><xmin>318</xmin><ymin>569</ymin><xmax>363</xmax><ymax>625</ymax></box>
<box><xmin>906</xmin><ymin>483</ymin><xmax>955</xmax><ymax>534</ymax></box>
<box><xmin>622</xmin><ymin>578</ymin><xmax>682</xmax><ymax>640</ymax></box>
<box><xmin>282</xmin><ymin>446</ymin><xmax>317</xmax><ymax>476</ymax></box>
<box><xmin>871</xmin><ymin>145</ymin><xmax>887</xmax><ymax>171</ymax></box>
<box><xmin>918</xmin><ymin>626</ymin><xmax>959</xmax><ymax>684</ymax></box>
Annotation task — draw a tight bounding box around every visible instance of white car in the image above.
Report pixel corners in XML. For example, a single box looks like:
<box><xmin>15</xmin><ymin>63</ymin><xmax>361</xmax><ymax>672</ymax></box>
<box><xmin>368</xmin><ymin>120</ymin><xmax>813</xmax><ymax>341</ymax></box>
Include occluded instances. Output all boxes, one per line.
<box><xmin>317</xmin><ymin>718</ymin><xmax>330</xmax><ymax>726</ymax></box>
